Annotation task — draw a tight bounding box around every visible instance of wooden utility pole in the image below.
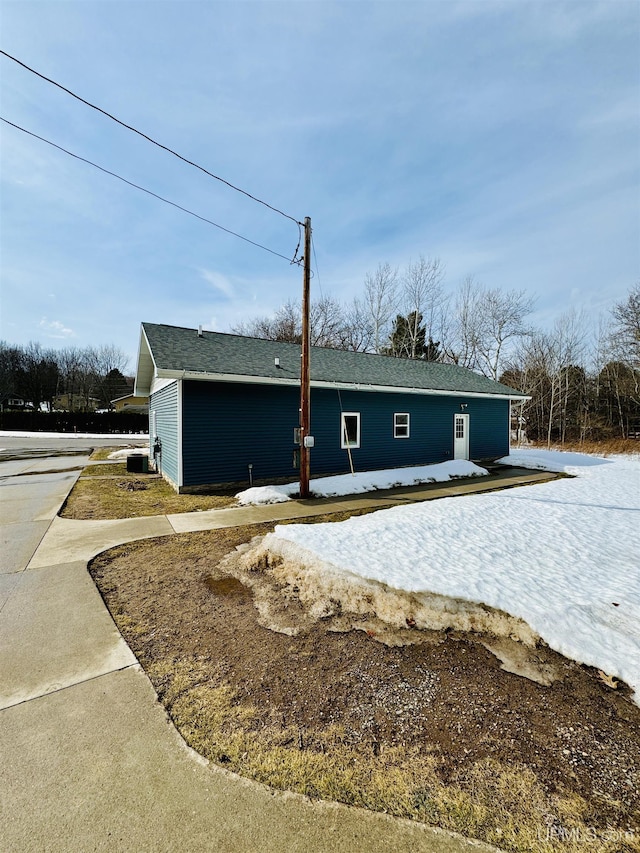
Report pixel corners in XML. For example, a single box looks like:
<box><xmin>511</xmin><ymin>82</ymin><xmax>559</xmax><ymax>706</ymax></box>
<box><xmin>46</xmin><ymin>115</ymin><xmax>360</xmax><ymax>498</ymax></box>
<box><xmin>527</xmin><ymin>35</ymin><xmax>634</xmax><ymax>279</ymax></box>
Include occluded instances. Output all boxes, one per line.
<box><xmin>299</xmin><ymin>216</ymin><xmax>312</xmax><ymax>499</ymax></box>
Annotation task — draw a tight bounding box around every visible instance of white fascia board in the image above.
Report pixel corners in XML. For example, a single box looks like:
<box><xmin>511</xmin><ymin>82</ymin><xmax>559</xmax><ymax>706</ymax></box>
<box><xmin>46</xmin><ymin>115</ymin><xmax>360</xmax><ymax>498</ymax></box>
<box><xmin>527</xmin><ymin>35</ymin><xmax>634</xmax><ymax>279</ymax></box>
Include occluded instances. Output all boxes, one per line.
<box><xmin>150</xmin><ymin>376</ymin><xmax>177</xmax><ymax>396</ymax></box>
<box><xmin>134</xmin><ymin>326</ymin><xmax>157</xmax><ymax>396</ymax></box>
<box><xmin>157</xmin><ymin>369</ymin><xmax>530</xmax><ymax>402</ymax></box>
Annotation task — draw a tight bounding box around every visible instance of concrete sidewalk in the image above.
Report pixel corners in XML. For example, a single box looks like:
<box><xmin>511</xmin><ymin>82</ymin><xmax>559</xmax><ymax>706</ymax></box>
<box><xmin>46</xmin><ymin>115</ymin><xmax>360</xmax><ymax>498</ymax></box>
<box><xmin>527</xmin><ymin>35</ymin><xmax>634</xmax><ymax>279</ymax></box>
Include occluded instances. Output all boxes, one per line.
<box><xmin>2</xmin><ymin>461</ymin><xmax>548</xmax><ymax>852</ymax></box>
<box><xmin>28</xmin><ymin>466</ymin><xmax>556</xmax><ymax>569</ymax></box>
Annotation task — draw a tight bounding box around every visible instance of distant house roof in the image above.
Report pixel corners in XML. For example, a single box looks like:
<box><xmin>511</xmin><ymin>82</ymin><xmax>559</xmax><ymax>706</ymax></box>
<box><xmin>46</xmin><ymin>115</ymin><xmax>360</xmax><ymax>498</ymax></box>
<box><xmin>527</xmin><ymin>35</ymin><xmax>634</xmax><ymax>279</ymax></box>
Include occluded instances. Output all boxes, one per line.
<box><xmin>135</xmin><ymin>322</ymin><xmax>528</xmax><ymax>400</ymax></box>
<box><xmin>111</xmin><ymin>393</ymin><xmax>149</xmax><ymax>404</ymax></box>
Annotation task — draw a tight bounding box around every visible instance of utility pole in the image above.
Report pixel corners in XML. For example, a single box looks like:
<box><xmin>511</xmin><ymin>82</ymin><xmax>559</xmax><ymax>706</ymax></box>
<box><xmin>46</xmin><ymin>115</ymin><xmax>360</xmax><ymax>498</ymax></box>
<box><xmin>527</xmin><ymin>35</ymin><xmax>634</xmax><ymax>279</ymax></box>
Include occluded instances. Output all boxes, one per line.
<box><xmin>299</xmin><ymin>216</ymin><xmax>312</xmax><ymax>499</ymax></box>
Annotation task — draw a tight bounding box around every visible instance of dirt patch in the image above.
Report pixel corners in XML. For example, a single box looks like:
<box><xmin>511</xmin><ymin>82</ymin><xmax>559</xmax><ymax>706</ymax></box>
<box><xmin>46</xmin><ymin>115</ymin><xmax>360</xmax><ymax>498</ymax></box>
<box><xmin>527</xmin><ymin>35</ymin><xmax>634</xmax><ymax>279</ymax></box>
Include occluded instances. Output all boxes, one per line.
<box><xmin>204</xmin><ymin>576</ymin><xmax>252</xmax><ymax>597</ymax></box>
<box><xmin>90</xmin><ymin>524</ymin><xmax>640</xmax><ymax>852</ymax></box>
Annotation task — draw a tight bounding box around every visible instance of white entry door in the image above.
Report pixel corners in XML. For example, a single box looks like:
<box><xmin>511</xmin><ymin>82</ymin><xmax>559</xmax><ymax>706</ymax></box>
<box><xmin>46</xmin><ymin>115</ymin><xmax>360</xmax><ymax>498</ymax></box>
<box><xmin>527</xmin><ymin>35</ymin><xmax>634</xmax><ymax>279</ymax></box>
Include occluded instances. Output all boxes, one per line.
<box><xmin>454</xmin><ymin>414</ymin><xmax>470</xmax><ymax>460</ymax></box>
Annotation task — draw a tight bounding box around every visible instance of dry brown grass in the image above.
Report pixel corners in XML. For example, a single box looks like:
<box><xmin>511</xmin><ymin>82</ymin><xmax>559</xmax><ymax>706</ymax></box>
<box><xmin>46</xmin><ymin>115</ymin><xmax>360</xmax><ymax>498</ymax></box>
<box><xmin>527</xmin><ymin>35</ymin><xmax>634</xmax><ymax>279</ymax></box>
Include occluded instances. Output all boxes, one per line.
<box><xmin>61</xmin><ymin>468</ymin><xmax>237</xmax><ymax>519</ymax></box>
<box><xmin>529</xmin><ymin>438</ymin><xmax>640</xmax><ymax>457</ymax></box>
<box><xmin>82</xmin><ymin>462</ymin><xmax>129</xmax><ymax>477</ymax></box>
<box><xmin>158</xmin><ymin>664</ymin><xmax>638</xmax><ymax>853</ymax></box>
<box><xmin>62</xmin><ymin>479</ymin><xmax>237</xmax><ymax>519</ymax></box>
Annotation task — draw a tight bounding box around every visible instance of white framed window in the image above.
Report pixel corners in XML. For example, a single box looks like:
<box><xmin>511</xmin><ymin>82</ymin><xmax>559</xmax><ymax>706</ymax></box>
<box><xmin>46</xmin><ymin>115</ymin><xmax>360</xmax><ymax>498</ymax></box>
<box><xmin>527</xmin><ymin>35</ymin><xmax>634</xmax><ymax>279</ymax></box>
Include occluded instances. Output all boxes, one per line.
<box><xmin>394</xmin><ymin>412</ymin><xmax>410</xmax><ymax>438</ymax></box>
<box><xmin>340</xmin><ymin>412</ymin><xmax>360</xmax><ymax>449</ymax></box>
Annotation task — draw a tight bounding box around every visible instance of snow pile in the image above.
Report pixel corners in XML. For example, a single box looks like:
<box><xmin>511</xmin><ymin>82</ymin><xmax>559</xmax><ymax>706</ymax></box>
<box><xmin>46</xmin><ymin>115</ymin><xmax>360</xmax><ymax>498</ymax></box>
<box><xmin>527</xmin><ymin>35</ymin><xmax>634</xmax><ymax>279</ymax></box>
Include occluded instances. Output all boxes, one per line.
<box><xmin>107</xmin><ymin>447</ymin><xmax>149</xmax><ymax>460</ymax></box>
<box><xmin>237</xmin><ymin>542</ymin><xmax>540</xmax><ymax>645</ymax></box>
<box><xmin>237</xmin><ymin>483</ymin><xmax>297</xmax><ymax>505</ymax></box>
<box><xmin>255</xmin><ymin>451</ymin><xmax>640</xmax><ymax>702</ymax></box>
<box><xmin>236</xmin><ymin>459</ymin><xmax>487</xmax><ymax>505</ymax></box>
<box><xmin>498</xmin><ymin>448</ymin><xmax>608</xmax><ymax>473</ymax></box>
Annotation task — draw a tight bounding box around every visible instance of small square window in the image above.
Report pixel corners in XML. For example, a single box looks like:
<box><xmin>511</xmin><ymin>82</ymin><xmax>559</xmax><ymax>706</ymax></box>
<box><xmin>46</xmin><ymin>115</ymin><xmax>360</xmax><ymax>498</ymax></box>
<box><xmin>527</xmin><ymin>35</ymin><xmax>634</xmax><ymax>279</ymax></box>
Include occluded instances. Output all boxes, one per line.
<box><xmin>394</xmin><ymin>412</ymin><xmax>410</xmax><ymax>438</ymax></box>
<box><xmin>341</xmin><ymin>412</ymin><xmax>360</xmax><ymax>448</ymax></box>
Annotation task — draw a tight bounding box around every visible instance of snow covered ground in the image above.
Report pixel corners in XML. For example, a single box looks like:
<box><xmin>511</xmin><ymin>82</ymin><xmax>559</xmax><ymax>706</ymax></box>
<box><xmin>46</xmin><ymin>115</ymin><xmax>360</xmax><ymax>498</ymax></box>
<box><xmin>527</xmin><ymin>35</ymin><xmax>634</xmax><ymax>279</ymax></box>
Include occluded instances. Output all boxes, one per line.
<box><xmin>236</xmin><ymin>459</ymin><xmax>487</xmax><ymax>505</ymax></box>
<box><xmin>0</xmin><ymin>431</ymin><xmax>148</xmax><ymax>440</ymax></box>
<box><xmin>256</xmin><ymin>450</ymin><xmax>640</xmax><ymax>703</ymax></box>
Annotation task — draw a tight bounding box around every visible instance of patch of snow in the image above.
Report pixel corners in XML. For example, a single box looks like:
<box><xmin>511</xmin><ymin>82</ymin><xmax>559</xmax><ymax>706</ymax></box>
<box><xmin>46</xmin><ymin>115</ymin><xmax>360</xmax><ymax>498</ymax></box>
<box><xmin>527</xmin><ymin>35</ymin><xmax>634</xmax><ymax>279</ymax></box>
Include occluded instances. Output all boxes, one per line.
<box><xmin>260</xmin><ymin>451</ymin><xmax>640</xmax><ymax>703</ymax></box>
<box><xmin>236</xmin><ymin>460</ymin><xmax>487</xmax><ymax>505</ymax></box>
<box><xmin>238</xmin><ymin>484</ymin><xmax>296</xmax><ymax>505</ymax></box>
<box><xmin>107</xmin><ymin>447</ymin><xmax>150</xmax><ymax>460</ymax></box>
<box><xmin>499</xmin><ymin>448</ymin><xmax>611</xmax><ymax>473</ymax></box>
<box><xmin>0</xmin><ymin>431</ymin><xmax>149</xmax><ymax>439</ymax></box>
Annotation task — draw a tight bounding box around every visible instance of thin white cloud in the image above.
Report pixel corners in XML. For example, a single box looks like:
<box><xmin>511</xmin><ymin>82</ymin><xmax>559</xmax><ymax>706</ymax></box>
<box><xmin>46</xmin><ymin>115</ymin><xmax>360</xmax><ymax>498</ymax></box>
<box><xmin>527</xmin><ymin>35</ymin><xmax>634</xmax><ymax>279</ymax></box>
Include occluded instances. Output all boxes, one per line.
<box><xmin>39</xmin><ymin>317</ymin><xmax>74</xmax><ymax>339</ymax></box>
<box><xmin>198</xmin><ymin>268</ymin><xmax>235</xmax><ymax>299</ymax></box>
<box><xmin>1</xmin><ymin>0</ymin><xmax>636</xmax><ymax>354</ymax></box>
<box><xmin>580</xmin><ymin>94</ymin><xmax>640</xmax><ymax>130</ymax></box>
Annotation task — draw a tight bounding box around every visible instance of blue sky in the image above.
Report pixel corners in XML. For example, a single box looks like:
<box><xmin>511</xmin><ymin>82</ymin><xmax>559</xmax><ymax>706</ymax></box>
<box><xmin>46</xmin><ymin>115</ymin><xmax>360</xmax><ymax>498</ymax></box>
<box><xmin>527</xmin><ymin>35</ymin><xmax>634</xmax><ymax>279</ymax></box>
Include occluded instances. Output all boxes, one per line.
<box><xmin>1</xmin><ymin>1</ymin><xmax>638</xmax><ymax>370</ymax></box>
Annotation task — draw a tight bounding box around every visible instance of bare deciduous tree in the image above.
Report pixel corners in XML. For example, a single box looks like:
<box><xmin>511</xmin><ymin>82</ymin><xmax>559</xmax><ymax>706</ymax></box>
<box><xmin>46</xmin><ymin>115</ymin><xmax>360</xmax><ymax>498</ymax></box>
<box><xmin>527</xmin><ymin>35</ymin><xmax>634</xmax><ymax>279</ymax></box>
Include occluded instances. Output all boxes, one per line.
<box><xmin>363</xmin><ymin>262</ymin><xmax>399</xmax><ymax>353</ymax></box>
<box><xmin>398</xmin><ymin>256</ymin><xmax>446</xmax><ymax>360</ymax></box>
<box><xmin>594</xmin><ymin>287</ymin><xmax>640</xmax><ymax>434</ymax></box>
<box><xmin>478</xmin><ymin>288</ymin><xmax>536</xmax><ymax>380</ymax></box>
<box><xmin>547</xmin><ymin>310</ymin><xmax>588</xmax><ymax>445</ymax></box>
<box><xmin>337</xmin><ymin>297</ymin><xmax>373</xmax><ymax>352</ymax></box>
<box><xmin>233</xmin><ymin>300</ymin><xmax>302</xmax><ymax>343</ymax></box>
<box><xmin>448</xmin><ymin>276</ymin><xmax>483</xmax><ymax>368</ymax></box>
<box><xmin>309</xmin><ymin>295</ymin><xmax>347</xmax><ymax>347</ymax></box>
<box><xmin>233</xmin><ymin>297</ymin><xmax>354</xmax><ymax>348</ymax></box>
<box><xmin>507</xmin><ymin>310</ymin><xmax>589</xmax><ymax>445</ymax></box>
<box><xmin>452</xmin><ymin>279</ymin><xmax>535</xmax><ymax>380</ymax></box>
<box><xmin>611</xmin><ymin>282</ymin><xmax>640</xmax><ymax>368</ymax></box>
<box><xmin>0</xmin><ymin>342</ymin><xmax>23</xmax><ymax>405</ymax></box>
<box><xmin>20</xmin><ymin>341</ymin><xmax>59</xmax><ymax>411</ymax></box>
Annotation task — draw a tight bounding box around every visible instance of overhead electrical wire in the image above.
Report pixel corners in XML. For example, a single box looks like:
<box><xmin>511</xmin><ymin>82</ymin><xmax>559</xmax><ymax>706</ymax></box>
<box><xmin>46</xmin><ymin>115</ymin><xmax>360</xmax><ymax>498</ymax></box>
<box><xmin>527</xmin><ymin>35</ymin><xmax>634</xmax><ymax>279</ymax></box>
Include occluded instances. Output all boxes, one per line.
<box><xmin>0</xmin><ymin>116</ymin><xmax>300</xmax><ymax>265</ymax></box>
<box><xmin>311</xmin><ymin>234</ymin><xmax>322</xmax><ymax>291</ymax></box>
<box><xmin>0</xmin><ymin>50</ymin><xmax>303</xmax><ymax>231</ymax></box>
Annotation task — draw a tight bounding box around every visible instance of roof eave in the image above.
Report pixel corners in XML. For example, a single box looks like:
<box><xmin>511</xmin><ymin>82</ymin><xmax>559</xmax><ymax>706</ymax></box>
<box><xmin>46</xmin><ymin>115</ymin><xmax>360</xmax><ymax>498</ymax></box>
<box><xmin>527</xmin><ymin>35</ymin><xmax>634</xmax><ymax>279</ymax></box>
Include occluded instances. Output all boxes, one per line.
<box><xmin>153</xmin><ymin>368</ymin><xmax>528</xmax><ymax>401</ymax></box>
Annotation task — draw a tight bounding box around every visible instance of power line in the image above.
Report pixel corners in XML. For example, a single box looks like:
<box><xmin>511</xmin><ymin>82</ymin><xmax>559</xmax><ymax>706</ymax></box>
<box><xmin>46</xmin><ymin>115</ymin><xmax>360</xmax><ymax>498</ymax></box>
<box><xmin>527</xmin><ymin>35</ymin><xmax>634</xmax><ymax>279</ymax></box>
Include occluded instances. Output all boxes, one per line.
<box><xmin>0</xmin><ymin>49</ymin><xmax>303</xmax><ymax>228</ymax></box>
<box><xmin>311</xmin><ymin>234</ymin><xmax>321</xmax><ymax>288</ymax></box>
<box><xmin>1</xmin><ymin>116</ymin><xmax>302</xmax><ymax>265</ymax></box>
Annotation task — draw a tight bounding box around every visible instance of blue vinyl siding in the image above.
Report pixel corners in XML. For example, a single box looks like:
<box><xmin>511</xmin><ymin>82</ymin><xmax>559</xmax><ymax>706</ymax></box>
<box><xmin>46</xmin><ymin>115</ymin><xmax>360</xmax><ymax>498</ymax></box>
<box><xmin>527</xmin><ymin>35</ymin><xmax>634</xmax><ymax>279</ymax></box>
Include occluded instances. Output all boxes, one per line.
<box><xmin>182</xmin><ymin>381</ymin><xmax>300</xmax><ymax>486</ymax></box>
<box><xmin>180</xmin><ymin>380</ymin><xmax>510</xmax><ymax>487</ymax></box>
<box><xmin>149</xmin><ymin>381</ymin><xmax>180</xmax><ymax>488</ymax></box>
<box><xmin>309</xmin><ymin>390</ymin><xmax>509</xmax><ymax>475</ymax></box>
<box><xmin>467</xmin><ymin>397</ymin><xmax>510</xmax><ymax>459</ymax></box>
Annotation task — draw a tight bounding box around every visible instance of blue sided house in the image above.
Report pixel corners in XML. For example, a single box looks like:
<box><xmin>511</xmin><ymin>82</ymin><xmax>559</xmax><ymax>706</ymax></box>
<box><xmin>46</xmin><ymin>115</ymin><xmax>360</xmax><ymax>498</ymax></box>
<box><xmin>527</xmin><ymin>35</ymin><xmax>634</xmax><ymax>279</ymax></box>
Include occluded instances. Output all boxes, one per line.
<box><xmin>134</xmin><ymin>322</ymin><xmax>529</xmax><ymax>493</ymax></box>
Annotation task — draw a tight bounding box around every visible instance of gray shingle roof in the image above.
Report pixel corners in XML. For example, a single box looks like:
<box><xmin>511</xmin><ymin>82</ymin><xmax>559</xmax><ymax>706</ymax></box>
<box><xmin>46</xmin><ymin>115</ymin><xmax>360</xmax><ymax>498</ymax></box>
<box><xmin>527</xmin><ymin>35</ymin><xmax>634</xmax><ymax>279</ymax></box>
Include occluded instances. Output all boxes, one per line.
<box><xmin>138</xmin><ymin>322</ymin><xmax>527</xmax><ymax>398</ymax></box>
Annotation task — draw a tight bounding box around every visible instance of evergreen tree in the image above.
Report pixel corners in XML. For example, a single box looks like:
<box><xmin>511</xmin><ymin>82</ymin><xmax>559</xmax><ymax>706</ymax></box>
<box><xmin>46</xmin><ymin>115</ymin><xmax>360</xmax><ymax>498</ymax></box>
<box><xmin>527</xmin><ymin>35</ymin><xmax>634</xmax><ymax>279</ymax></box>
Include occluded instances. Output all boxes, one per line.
<box><xmin>384</xmin><ymin>312</ymin><xmax>441</xmax><ymax>360</ymax></box>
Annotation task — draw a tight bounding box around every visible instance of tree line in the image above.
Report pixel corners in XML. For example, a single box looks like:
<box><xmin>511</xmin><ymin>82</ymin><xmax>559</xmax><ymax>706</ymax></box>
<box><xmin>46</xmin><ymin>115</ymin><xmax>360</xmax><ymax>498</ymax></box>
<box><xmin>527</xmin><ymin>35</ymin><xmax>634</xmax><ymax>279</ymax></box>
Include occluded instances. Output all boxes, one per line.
<box><xmin>234</xmin><ymin>260</ymin><xmax>640</xmax><ymax>442</ymax></box>
<box><xmin>3</xmin><ymin>266</ymin><xmax>637</xmax><ymax>441</ymax></box>
<box><xmin>0</xmin><ymin>342</ymin><xmax>131</xmax><ymax>412</ymax></box>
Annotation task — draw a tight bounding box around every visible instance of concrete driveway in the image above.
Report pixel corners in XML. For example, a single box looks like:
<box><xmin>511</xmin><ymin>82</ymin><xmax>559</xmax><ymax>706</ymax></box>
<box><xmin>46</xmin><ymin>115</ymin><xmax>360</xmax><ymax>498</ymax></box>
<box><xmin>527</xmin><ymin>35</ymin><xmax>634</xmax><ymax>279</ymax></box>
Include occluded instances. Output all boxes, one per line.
<box><xmin>0</xmin><ymin>435</ymin><xmax>498</xmax><ymax>853</ymax></box>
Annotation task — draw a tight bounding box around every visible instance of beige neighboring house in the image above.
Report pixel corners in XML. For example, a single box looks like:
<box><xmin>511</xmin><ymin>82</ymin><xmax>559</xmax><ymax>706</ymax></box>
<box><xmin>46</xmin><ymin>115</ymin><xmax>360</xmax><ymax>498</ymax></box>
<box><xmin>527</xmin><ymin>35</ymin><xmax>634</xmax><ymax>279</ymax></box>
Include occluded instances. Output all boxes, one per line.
<box><xmin>111</xmin><ymin>393</ymin><xmax>149</xmax><ymax>414</ymax></box>
<box><xmin>53</xmin><ymin>393</ymin><xmax>100</xmax><ymax>412</ymax></box>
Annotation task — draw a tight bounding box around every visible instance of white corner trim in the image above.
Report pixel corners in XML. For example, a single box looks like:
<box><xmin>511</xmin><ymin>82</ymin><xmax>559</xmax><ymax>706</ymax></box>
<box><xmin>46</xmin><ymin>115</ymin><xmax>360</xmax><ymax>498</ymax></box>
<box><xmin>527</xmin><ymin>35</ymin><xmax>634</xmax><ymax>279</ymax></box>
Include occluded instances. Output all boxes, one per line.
<box><xmin>177</xmin><ymin>379</ymin><xmax>184</xmax><ymax>489</ymax></box>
